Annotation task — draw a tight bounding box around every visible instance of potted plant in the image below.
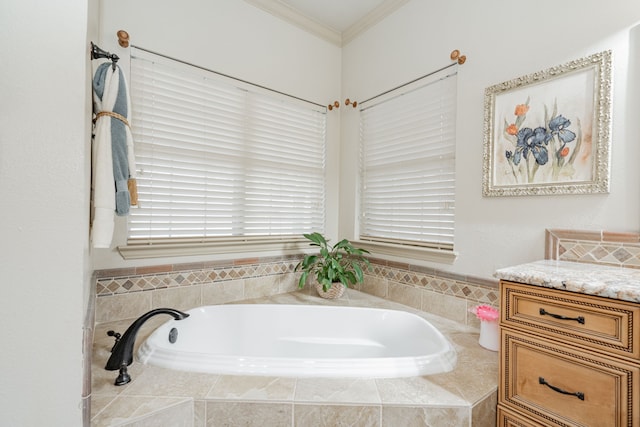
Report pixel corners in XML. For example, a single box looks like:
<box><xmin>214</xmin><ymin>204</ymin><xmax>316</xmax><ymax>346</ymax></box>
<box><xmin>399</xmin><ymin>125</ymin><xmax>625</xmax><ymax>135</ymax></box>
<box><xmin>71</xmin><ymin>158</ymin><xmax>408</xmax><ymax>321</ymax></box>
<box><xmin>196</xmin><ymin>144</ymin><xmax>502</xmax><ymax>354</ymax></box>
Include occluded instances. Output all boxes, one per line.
<box><xmin>295</xmin><ymin>232</ymin><xmax>371</xmax><ymax>298</ymax></box>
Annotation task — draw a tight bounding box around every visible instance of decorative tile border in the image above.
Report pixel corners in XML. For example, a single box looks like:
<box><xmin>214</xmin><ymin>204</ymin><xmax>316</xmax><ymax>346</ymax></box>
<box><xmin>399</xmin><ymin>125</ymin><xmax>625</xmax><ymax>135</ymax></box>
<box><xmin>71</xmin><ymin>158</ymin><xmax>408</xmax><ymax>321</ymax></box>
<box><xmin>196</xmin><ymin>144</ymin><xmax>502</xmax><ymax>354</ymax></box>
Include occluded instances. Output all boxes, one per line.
<box><xmin>96</xmin><ymin>256</ymin><xmax>299</xmax><ymax>296</ymax></box>
<box><xmin>366</xmin><ymin>257</ymin><xmax>499</xmax><ymax>305</ymax></box>
<box><xmin>95</xmin><ymin>257</ymin><xmax>498</xmax><ymax>303</ymax></box>
<box><xmin>545</xmin><ymin>229</ymin><xmax>640</xmax><ymax>269</ymax></box>
<box><xmin>94</xmin><ymin>255</ymin><xmax>499</xmax><ymax>327</ymax></box>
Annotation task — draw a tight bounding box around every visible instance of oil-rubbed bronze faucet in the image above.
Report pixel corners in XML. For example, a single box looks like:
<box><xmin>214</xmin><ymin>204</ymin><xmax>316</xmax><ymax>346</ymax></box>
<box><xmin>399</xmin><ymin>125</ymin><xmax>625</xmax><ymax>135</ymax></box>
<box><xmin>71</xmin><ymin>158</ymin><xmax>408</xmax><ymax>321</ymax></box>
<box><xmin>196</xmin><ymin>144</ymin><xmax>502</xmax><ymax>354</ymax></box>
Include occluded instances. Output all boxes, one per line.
<box><xmin>105</xmin><ymin>308</ymin><xmax>190</xmax><ymax>385</ymax></box>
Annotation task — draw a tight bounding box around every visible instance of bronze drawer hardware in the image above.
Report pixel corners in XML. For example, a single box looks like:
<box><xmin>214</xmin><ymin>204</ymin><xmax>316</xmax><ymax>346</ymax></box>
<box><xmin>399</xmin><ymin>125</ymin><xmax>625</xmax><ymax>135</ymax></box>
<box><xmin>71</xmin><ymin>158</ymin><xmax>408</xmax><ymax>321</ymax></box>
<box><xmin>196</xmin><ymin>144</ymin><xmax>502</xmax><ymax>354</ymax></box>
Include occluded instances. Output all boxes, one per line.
<box><xmin>539</xmin><ymin>377</ymin><xmax>585</xmax><ymax>400</ymax></box>
<box><xmin>539</xmin><ymin>308</ymin><xmax>585</xmax><ymax>324</ymax></box>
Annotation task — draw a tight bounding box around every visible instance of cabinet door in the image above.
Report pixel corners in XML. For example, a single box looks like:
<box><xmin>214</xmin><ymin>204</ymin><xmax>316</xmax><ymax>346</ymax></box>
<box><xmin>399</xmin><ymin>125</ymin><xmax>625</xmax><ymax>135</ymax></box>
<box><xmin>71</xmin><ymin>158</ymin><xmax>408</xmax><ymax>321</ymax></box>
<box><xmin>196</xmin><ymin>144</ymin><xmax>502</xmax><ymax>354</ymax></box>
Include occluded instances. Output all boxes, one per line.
<box><xmin>497</xmin><ymin>405</ymin><xmax>545</xmax><ymax>427</ymax></box>
<box><xmin>500</xmin><ymin>329</ymin><xmax>639</xmax><ymax>427</ymax></box>
<box><xmin>501</xmin><ymin>281</ymin><xmax>640</xmax><ymax>361</ymax></box>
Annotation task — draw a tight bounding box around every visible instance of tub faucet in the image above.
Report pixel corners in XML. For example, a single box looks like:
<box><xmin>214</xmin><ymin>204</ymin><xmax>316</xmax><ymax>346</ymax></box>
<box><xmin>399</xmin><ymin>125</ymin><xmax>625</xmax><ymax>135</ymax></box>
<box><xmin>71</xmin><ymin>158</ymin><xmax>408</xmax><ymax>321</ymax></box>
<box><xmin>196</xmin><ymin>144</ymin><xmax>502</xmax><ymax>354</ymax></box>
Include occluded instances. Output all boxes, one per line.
<box><xmin>105</xmin><ymin>308</ymin><xmax>190</xmax><ymax>385</ymax></box>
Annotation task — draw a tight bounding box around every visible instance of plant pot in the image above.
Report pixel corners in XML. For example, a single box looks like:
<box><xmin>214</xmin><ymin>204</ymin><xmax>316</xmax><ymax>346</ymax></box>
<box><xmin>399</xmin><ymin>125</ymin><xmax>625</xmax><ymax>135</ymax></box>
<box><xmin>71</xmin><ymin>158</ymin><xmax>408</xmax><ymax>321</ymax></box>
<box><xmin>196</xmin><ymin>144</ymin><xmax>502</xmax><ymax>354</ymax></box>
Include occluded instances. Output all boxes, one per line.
<box><xmin>315</xmin><ymin>282</ymin><xmax>345</xmax><ymax>299</ymax></box>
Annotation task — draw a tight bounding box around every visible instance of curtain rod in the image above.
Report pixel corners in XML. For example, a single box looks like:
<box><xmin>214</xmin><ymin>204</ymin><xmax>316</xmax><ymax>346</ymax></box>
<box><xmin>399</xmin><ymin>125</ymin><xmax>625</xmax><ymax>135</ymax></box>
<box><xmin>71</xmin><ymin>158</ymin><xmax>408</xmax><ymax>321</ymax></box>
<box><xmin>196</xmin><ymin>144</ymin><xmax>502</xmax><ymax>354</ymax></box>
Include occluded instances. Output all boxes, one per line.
<box><xmin>90</xmin><ymin>42</ymin><xmax>120</xmax><ymax>71</ymax></box>
<box><xmin>359</xmin><ymin>62</ymin><xmax>457</xmax><ymax>106</ymax></box>
<box><xmin>130</xmin><ymin>45</ymin><xmax>326</xmax><ymax>110</ymax></box>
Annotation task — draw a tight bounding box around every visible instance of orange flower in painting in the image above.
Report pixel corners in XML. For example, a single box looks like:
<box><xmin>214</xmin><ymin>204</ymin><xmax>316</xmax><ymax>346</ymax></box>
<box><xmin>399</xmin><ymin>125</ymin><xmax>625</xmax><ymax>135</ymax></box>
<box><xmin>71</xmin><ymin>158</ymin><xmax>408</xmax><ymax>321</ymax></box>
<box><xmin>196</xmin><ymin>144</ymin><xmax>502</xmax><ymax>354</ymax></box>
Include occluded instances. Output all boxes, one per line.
<box><xmin>506</xmin><ymin>124</ymin><xmax>518</xmax><ymax>135</ymax></box>
<box><xmin>560</xmin><ymin>146</ymin><xmax>570</xmax><ymax>157</ymax></box>
<box><xmin>514</xmin><ymin>104</ymin><xmax>529</xmax><ymax>116</ymax></box>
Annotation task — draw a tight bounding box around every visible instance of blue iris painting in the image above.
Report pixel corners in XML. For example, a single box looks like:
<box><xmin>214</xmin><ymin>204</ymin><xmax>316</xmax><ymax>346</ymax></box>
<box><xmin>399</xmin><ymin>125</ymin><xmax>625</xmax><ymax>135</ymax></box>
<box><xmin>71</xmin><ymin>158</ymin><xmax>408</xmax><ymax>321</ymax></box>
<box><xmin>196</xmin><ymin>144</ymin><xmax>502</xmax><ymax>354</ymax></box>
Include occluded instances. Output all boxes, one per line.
<box><xmin>502</xmin><ymin>99</ymin><xmax>581</xmax><ymax>184</ymax></box>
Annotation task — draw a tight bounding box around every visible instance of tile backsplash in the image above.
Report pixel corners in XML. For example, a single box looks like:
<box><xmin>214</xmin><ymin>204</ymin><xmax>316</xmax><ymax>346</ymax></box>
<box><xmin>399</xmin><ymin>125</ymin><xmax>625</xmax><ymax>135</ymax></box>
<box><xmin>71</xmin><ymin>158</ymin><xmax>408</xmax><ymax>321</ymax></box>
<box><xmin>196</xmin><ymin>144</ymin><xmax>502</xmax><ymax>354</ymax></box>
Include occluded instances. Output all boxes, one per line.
<box><xmin>546</xmin><ymin>229</ymin><xmax>640</xmax><ymax>269</ymax></box>
<box><xmin>95</xmin><ymin>228</ymin><xmax>640</xmax><ymax>327</ymax></box>
<box><xmin>94</xmin><ymin>256</ymin><xmax>498</xmax><ymax>327</ymax></box>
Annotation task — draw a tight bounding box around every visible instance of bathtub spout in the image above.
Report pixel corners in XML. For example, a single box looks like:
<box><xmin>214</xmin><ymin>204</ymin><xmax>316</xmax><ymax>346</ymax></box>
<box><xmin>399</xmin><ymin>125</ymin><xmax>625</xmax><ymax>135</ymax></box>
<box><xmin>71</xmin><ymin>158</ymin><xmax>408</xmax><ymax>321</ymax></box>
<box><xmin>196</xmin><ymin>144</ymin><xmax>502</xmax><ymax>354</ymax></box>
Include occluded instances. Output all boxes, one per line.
<box><xmin>105</xmin><ymin>308</ymin><xmax>189</xmax><ymax>385</ymax></box>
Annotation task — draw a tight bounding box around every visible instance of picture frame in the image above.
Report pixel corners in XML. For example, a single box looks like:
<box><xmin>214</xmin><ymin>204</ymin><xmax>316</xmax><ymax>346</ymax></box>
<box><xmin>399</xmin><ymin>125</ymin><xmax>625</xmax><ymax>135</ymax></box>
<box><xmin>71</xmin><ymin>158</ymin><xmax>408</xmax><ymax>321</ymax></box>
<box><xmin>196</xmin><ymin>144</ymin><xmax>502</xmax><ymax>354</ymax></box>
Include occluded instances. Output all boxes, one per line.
<box><xmin>482</xmin><ymin>50</ymin><xmax>612</xmax><ymax>197</ymax></box>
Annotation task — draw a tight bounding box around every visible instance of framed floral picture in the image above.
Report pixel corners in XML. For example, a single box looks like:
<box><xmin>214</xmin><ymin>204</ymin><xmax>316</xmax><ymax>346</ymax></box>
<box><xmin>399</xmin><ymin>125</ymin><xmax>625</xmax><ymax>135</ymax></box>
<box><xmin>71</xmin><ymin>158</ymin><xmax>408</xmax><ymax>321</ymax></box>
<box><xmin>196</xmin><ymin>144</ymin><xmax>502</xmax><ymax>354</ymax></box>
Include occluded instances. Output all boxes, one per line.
<box><xmin>482</xmin><ymin>50</ymin><xmax>612</xmax><ymax>196</ymax></box>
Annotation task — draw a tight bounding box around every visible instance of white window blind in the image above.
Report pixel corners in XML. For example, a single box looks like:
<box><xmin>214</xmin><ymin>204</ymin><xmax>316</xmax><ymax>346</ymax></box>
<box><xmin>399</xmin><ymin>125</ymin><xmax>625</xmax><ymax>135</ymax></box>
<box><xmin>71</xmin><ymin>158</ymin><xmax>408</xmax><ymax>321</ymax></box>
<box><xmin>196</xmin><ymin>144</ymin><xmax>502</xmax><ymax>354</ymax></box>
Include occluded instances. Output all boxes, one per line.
<box><xmin>128</xmin><ymin>49</ymin><xmax>326</xmax><ymax>244</ymax></box>
<box><xmin>359</xmin><ymin>68</ymin><xmax>457</xmax><ymax>250</ymax></box>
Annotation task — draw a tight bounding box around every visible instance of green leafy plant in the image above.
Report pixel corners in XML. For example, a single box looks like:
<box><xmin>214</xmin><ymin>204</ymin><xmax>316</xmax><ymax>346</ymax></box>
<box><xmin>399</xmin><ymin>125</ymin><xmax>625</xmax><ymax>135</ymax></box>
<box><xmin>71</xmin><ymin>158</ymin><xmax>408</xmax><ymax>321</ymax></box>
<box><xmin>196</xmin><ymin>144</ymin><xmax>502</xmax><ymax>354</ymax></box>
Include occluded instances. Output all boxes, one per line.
<box><xmin>295</xmin><ymin>232</ymin><xmax>371</xmax><ymax>292</ymax></box>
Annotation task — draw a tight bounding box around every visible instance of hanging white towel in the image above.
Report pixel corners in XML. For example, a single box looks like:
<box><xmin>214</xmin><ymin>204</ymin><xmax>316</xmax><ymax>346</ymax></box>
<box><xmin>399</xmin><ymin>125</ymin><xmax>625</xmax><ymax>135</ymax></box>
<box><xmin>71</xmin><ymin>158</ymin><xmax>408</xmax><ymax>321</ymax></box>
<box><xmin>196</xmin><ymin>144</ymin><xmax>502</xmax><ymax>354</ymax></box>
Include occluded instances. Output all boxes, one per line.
<box><xmin>91</xmin><ymin>62</ymin><xmax>137</xmax><ymax>248</ymax></box>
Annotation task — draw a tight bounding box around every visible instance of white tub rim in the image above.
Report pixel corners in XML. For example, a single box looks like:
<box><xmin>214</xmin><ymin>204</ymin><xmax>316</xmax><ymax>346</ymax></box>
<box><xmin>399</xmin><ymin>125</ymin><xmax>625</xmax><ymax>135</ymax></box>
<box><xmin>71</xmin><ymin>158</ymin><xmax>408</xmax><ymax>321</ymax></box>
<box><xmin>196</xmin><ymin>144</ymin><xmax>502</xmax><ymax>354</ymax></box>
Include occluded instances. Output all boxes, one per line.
<box><xmin>138</xmin><ymin>303</ymin><xmax>457</xmax><ymax>378</ymax></box>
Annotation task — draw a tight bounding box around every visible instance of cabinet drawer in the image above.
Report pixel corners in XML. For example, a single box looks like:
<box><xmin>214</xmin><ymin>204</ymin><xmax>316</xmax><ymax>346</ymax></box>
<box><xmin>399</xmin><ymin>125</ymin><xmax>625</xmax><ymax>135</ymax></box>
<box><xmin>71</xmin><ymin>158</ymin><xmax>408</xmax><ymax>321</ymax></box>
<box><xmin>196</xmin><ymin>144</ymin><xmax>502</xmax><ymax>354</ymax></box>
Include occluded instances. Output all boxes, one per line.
<box><xmin>501</xmin><ymin>281</ymin><xmax>640</xmax><ymax>361</ymax></box>
<box><xmin>501</xmin><ymin>329</ymin><xmax>639</xmax><ymax>427</ymax></box>
<box><xmin>497</xmin><ymin>405</ymin><xmax>545</xmax><ymax>427</ymax></box>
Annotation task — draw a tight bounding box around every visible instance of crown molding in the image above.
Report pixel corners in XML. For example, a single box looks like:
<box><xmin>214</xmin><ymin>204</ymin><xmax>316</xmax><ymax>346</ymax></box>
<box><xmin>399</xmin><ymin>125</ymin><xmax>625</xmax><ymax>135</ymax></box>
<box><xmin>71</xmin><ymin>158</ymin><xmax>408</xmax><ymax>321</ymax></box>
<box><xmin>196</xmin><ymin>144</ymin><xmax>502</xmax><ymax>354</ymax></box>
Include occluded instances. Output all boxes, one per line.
<box><xmin>342</xmin><ymin>0</ymin><xmax>409</xmax><ymax>46</ymax></box>
<box><xmin>244</xmin><ymin>0</ymin><xmax>409</xmax><ymax>47</ymax></box>
<box><xmin>244</xmin><ymin>0</ymin><xmax>342</xmax><ymax>46</ymax></box>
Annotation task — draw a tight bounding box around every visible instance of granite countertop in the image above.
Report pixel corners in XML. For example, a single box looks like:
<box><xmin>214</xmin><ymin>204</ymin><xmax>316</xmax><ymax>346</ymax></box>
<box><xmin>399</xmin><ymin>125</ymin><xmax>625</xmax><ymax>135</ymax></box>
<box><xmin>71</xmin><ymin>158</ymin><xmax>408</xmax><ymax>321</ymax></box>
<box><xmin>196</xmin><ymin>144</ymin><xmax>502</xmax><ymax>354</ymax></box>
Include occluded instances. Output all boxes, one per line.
<box><xmin>494</xmin><ymin>259</ymin><xmax>640</xmax><ymax>303</ymax></box>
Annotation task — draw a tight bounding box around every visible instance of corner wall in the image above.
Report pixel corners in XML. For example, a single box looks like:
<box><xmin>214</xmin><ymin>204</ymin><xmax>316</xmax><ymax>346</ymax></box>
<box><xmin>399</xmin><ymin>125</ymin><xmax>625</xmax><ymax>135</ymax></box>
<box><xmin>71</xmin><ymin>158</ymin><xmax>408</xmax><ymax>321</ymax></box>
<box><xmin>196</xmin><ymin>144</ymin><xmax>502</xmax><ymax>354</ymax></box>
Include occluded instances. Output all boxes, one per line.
<box><xmin>0</xmin><ymin>0</ymin><xmax>91</xmax><ymax>425</ymax></box>
<box><xmin>340</xmin><ymin>1</ymin><xmax>640</xmax><ymax>280</ymax></box>
<box><xmin>92</xmin><ymin>0</ymin><xmax>343</xmax><ymax>270</ymax></box>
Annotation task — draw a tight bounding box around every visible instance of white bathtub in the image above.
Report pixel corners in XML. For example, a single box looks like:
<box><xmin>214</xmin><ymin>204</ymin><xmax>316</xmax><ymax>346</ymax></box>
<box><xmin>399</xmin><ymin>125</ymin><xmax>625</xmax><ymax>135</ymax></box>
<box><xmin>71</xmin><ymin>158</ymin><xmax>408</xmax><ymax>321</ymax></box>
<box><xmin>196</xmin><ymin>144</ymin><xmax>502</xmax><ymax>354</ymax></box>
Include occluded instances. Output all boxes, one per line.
<box><xmin>138</xmin><ymin>304</ymin><xmax>457</xmax><ymax>378</ymax></box>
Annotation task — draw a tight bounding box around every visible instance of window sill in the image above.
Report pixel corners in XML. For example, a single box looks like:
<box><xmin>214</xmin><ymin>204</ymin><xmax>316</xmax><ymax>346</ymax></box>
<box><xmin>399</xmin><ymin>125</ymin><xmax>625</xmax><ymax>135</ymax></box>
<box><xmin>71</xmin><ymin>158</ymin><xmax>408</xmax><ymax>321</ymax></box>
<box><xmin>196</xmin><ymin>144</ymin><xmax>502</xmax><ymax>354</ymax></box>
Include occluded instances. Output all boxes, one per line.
<box><xmin>117</xmin><ymin>237</ymin><xmax>307</xmax><ymax>260</ymax></box>
<box><xmin>117</xmin><ymin>237</ymin><xmax>457</xmax><ymax>265</ymax></box>
<box><xmin>353</xmin><ymin>240</ymin><xmax>458</xmax><ymax>265</ymax></box>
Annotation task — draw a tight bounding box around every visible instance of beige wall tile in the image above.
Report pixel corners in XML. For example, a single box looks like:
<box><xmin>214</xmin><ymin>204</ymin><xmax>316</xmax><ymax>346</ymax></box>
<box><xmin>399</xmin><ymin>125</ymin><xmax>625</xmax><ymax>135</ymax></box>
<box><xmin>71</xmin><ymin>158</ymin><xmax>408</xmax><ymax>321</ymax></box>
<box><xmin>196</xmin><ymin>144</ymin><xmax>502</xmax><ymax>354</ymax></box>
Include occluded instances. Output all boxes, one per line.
<box><xmin>375</xmin><ymin>377</ymin><xmax>467</xmax><ymax>406</ymax></box>
<box><xmin>361</xmin><ymin>275</ymin><xmax>388</xmax><ymax>298</ymax></box>
<box><xmin>471</xmin><ymin>391</ymin><xmax>497</xmax><ymax>427</ymax></box>
<box><xmin>465</xmin><ymin>301</ymin><xmax>482</xmax><ymax>328</ymax></box>
<box><xmin>151</xmin><ymin>285</ymin><xmax>202</xmax><ymax>311</ymax></box>
<box><xmin>90</xmin><ymin>394</ymin><xmax>116</xmax><ymax>420</ymax></box>
<box><xmin>279</xmin><ymin>272</ymin><xmax>300</xmax><ymax>294</ymax></box>
<box><xmin>125</xmin><ymin>400</ymin><xmax>193</xmax><ymax>427</ymax></box>
<box><xmin>193</xmin><ymin>400</ymin><xmax>206</xmax><ymax>427</ymax></box>
<box><xmin>207</xmin><ymin>375</ymin><xmax>296</xmax><ymax>401</ymax></box>
<box><xmin>427</xmin><ymin>331</ymin><xmax>499</xmax><ymax>405</ymax></box>
<box><xmin>121</xmin><ymin>365</ymin><xmax>219</xmax><ymax>399</ymax></box>
<box><xmin>294</xmin><ymin>404</ymin><xmax>380</xmax><ymax>427</ymax></box>
<box><xmin>382</xmin><ymin>405</ymin><xmax>470</xmax><ymax>427</ymax></box>
<box><xmin>421</xmin><ymin>290</ymin><xmax>467</xmax><ymax>324</ymax></box>
<box><xmin>388</xmin><ymin>282</ymin><xmax>421</xmax><ymax>310</ymax></box>
<box><xmin>91</xmin><ymin>396</ymin><xmax>191</xmax><ymax>426</ymax></box>
<box><xmin>95</xmin><ymin>258</ymin><xmax>499</xmax><ymax>326</ymax></box>
<box><xmin>206</xmin><ymin>401</ymin><xmax>293</xmax><ymax>426</ymax></box>
<box><xmin>295</xmin><ymin>378</ymin><xmax>380</xmax><ymax>404</ymax></box>
<box><xmin>244</xmin><ymin>275</ymin><xmax>280</xmax><ymax>299</ymax></box>
<box><xmin>201</xmin><ymin>280</ymin><xmax>245</xmax><ymax>305</ymax></box>
<box><xmin>96</xmin><ymin>292</ymin><xmax>152</xmax><ymax>323</ymax></box>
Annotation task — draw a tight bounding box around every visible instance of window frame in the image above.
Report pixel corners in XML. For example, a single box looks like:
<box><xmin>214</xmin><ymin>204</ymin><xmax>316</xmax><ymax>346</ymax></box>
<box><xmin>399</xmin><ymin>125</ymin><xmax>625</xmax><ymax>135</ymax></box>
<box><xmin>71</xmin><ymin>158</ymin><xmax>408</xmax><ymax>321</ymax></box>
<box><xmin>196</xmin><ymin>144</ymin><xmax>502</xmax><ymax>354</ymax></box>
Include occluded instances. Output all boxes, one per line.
<box><xmin>117</xmin><ymin>48</ymin><xmax>328</xmax><ymax>259</ymax></box>
<box><xmin>355</xmin><ymin>66</ymin><xmax>459</xmax><ymax>264</ymax></box>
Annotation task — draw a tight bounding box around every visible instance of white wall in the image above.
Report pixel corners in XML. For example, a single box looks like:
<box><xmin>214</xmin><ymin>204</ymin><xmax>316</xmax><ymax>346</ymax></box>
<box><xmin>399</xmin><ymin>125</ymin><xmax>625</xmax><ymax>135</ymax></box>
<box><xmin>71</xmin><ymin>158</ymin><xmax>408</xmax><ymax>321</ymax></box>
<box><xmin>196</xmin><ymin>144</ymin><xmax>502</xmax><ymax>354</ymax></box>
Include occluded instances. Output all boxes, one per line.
<box><xmin>0</xmin><ymin>0</ymin><xmax>90</xmax><ymax>425</ymax></box>
<box><xmin>3</xmin><ymin>1</ymin><xmax>635</xmax><ymax>424</ymax></box>
<box><xmin>94</xmin><ymin>0</ymin><xmax>343</xmax><ymax>270</ymax></box>
<box><xmin>93</xmin><ymin>1</ymin><xmax>640</xmax><ymax>279</ymax></box>
<box><xmin>341</xmin><ymin>0</ymin><xmax>640</xmax><ymax>279</ymax></box>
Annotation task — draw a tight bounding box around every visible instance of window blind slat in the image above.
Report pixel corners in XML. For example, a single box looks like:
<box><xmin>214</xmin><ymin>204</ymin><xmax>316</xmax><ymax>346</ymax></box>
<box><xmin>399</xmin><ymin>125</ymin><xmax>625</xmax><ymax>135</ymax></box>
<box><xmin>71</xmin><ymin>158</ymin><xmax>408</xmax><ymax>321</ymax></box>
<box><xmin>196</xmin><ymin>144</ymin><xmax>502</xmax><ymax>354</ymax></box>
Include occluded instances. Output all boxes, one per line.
<box><xmin>359</xmin><ymin>71</ymin><xmax>457</xmax><ymax>248</ymax></box>
<box><xmin>128</xmin><ymin>49</ymin><xmax>326</xmax><ymax>241</ymax></box>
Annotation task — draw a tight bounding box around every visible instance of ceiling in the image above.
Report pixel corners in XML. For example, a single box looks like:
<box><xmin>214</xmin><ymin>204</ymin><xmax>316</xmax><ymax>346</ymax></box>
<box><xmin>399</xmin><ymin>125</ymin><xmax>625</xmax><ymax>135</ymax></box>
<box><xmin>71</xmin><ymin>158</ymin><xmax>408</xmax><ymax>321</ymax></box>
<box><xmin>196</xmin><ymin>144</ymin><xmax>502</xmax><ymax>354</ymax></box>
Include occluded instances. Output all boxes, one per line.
<box><xmin>278</xmin><ymin>0</ymin><xmax>387</xmax><ymax>32</ymax></box>
<box><xmin>244</xmin><ymin>0</ymin><xmax>409</xmax><ymax>46</ymax></box>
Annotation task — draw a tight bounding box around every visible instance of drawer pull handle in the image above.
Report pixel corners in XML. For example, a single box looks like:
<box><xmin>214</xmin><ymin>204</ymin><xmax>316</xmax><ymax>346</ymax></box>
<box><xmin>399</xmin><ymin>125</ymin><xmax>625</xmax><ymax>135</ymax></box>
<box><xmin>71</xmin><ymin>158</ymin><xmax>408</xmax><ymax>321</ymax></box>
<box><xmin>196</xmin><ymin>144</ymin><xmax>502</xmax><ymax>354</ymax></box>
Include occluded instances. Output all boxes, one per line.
<box><xmin>539</xmin><ymin>377</ymin><xmax>585</xmax><ymax>401</ymax></box>
<box><xmin>539</xmin><ymin>308</ymin><xmax>585</xmax><ymax>324</ymax></box>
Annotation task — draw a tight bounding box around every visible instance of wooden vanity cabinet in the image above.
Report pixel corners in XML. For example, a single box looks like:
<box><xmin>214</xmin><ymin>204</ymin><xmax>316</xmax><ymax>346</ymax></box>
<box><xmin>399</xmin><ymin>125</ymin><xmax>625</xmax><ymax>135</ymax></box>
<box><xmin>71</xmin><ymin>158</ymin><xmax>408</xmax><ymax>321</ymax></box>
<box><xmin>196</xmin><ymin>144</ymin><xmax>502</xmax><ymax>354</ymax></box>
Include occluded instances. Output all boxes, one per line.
<box><xmin>498</xmin><ymin>280</ymin><xmax>640</xmax><ymax>427</ymax></box>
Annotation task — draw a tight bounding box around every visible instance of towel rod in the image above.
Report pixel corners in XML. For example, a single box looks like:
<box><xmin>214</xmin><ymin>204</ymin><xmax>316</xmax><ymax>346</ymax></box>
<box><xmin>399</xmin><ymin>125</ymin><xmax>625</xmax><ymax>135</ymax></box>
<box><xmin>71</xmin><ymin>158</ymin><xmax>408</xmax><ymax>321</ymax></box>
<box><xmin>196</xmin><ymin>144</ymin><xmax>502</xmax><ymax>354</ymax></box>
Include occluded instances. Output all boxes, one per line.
<box><xmin>90</xmin><ymin>42</ymin><xmax>119</xmax><ymax>71</ymax></box>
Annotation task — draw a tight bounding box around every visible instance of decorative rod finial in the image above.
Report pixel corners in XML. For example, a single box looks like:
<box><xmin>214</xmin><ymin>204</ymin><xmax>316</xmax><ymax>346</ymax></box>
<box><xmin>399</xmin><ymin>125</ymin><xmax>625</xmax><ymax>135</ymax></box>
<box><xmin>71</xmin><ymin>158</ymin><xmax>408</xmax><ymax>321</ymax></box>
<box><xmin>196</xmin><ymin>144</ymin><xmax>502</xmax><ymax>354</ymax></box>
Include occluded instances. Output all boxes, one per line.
<box><xmin>345</xmin><ymin>98</ymin><xmax>358</xmax><ymax>108</ymax></box>
<box><xmin>117</xmin><ymin>30</ymin><xmax>130</xmax><ymax>48</ymax></box>
<box><xmin>450</xmin><ymin>49</ymin><xmax>466</xmax><ymax>65</ymax></box>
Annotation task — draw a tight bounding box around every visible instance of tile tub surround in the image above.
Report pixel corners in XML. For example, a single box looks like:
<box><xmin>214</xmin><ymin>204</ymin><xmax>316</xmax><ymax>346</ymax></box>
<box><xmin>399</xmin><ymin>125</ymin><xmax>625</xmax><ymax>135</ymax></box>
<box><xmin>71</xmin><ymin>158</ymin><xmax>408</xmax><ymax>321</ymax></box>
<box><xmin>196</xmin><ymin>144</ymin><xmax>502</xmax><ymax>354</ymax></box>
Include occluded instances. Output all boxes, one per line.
<box><xmin>91</xmin><ymin>289</ymin><xmax>498</xmax><ymax>427</ymax></box>
<box><xmin>95</xmin><ymin>256</ymin><xmax>499</xmax><ymax>327</ymax></box>
<box><xmin>494</xmin><ymin>259</ymin><xmax>640</xmax><ymax>303</ymax></box>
